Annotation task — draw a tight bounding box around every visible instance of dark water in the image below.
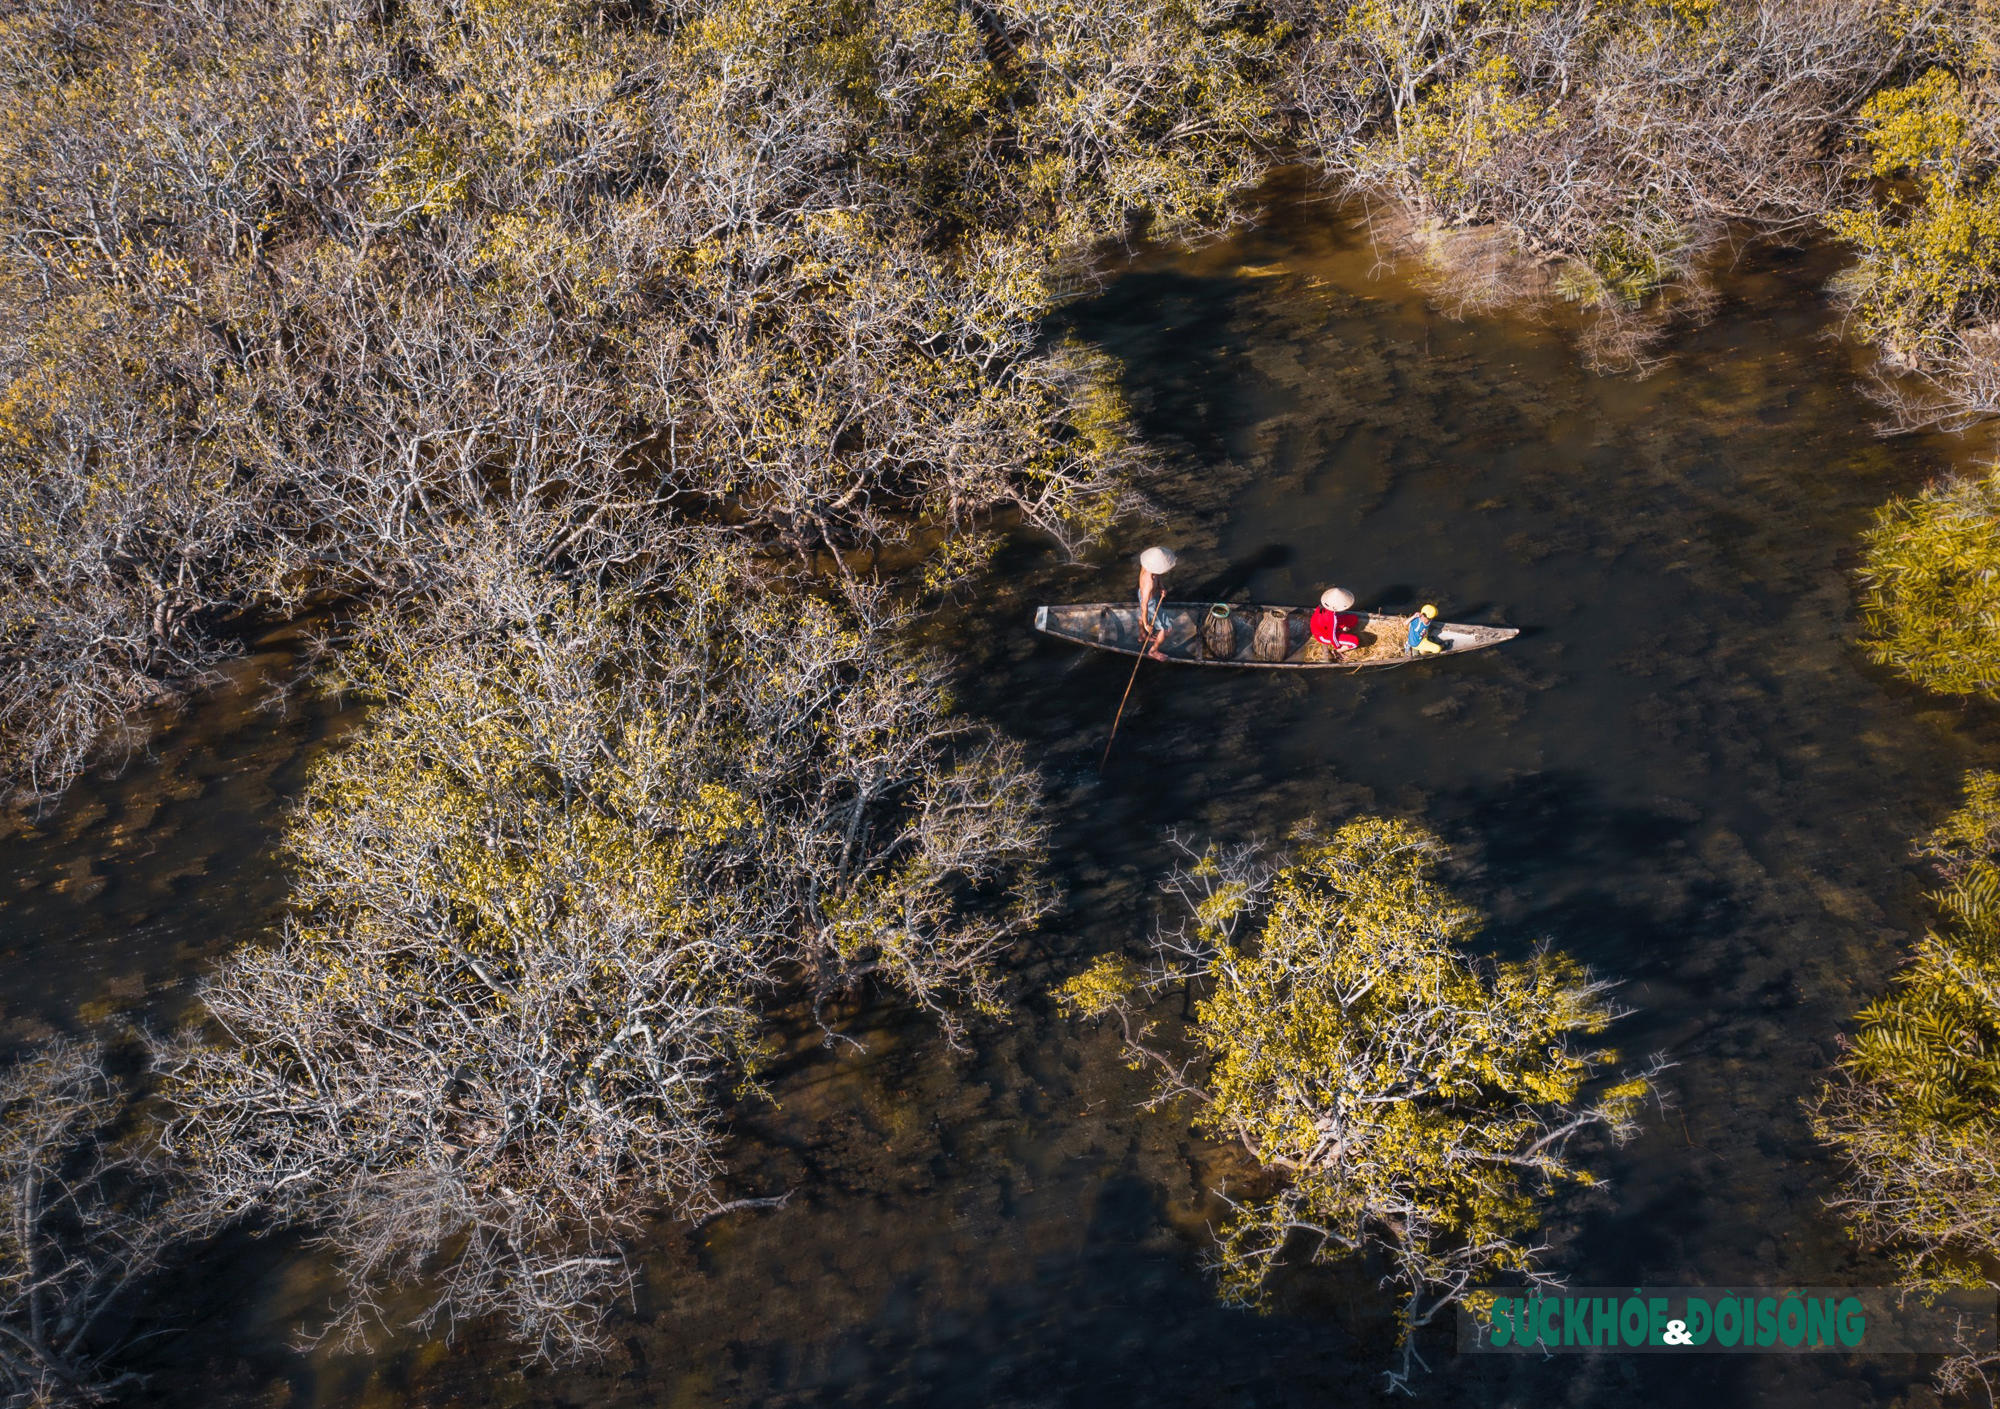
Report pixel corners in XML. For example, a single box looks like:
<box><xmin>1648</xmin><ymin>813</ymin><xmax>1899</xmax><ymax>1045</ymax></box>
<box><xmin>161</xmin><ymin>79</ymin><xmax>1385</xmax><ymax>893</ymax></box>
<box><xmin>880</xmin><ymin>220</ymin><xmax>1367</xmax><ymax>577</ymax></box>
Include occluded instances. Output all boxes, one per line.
<box><xmin>0</xmin><ymin>645</ymin><xmax>345</xmax><ymax>1044</ymax></box>
<box><xmin>7</xmin><ymin>199</ymin><xmax>1998</xmax><ymax>1408</ymax></box>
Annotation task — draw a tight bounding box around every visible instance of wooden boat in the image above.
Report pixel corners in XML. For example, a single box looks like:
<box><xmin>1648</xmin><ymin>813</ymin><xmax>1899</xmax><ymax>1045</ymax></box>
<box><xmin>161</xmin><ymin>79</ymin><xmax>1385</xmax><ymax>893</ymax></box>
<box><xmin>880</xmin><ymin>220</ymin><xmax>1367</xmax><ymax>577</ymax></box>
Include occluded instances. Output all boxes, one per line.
<box><xmin>1033</xmin><ymin>602</ymin><xmax>1519</xmax><ymax>669</ymax></box>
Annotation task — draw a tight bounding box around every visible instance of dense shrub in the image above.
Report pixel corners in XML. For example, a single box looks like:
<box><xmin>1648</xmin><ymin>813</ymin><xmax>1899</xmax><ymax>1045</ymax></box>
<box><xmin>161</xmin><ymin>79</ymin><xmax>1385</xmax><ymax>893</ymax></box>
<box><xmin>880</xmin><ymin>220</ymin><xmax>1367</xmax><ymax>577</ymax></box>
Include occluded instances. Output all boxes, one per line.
<box><xmin>158</xmin><ymin>547</ymin><xmax>1052</xmax><ymax>1357</ymax></box>
<box><xmin>0</xmin><ymin>0</ymin><xmax>1293</xmax><ymax>803</ymax></box>
<box><xmin>1831</xmin><ymin>33</ymin><xmax>2000</xmax><ymax>428</ymax></box>
<box><xmin>1857</xmin><ymin>468</ymin><xmax>2000</xmax><ymax>698</ymax></box>
<box><xmin>1816</xmin><ymin>772</ymin><xmax>2000</xmax><ymax>1398</ymax></box>
<box><xmin>1060</xmin><ymin>819</ymin><xmax>1654</xmax><ymax>1390</ymax></box>
<box><xmin>1278</xmin><ymin>0</ymin><xmax>1902</xmax><ymax>322</ymax></box>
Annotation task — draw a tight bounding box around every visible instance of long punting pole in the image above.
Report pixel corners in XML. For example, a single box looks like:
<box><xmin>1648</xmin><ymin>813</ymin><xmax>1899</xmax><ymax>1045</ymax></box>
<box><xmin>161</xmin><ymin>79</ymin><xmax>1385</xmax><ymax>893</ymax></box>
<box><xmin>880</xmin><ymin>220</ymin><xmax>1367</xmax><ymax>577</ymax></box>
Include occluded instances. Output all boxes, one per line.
<box><xmin>1099</xmin><ymin>639</ymin><xmax>1148</xmax><ymax>771</ymax></box>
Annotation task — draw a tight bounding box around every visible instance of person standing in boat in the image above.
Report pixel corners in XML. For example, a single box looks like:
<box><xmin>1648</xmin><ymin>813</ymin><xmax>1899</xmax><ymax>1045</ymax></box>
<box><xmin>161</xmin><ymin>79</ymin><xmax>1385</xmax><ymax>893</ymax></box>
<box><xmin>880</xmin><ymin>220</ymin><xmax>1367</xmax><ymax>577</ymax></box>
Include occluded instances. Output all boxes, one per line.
<box><xmin>1310</xmin><ymin>587</ymin><xmax>1362</xmax><ymax>654</ymax></box>
<box><xmin>1404</xmin><ymin>603</ymin><xmax>1443</xmax><ymax>656</ymax></box>
<box><xmin>1138</xmin><ymin>546</ymin><xmax>1176</xmax><ymax>658</ymax></box>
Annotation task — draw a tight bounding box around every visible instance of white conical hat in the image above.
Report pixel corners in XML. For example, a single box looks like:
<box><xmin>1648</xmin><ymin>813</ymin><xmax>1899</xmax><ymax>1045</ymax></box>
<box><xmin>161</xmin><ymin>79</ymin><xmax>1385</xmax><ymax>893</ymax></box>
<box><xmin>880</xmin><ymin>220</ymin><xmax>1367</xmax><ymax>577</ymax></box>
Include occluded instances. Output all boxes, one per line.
<box><xmin>1320</xmin><ymin>587</ymin><xmax>1355</xmax><ymax>611</ymax></box>
<box><xmin>1140</xmin><ymin>546</ymin><xmax>1177</xmax><ymax>573</ymax></box>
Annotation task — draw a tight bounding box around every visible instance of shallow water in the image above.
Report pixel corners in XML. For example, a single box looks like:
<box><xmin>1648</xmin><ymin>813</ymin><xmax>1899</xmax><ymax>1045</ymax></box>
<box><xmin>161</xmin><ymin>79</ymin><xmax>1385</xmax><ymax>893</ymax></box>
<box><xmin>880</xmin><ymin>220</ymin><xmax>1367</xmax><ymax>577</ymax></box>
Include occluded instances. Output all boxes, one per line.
<box><xmin>8</xmin><ymin>197</ymin><xmax>2000</xmax><ymax>1408</ymax></box>
<box><xmin>0</xmin><ymin>647</ymin><xmax>345</xmax><ymax>1044</ymax></box>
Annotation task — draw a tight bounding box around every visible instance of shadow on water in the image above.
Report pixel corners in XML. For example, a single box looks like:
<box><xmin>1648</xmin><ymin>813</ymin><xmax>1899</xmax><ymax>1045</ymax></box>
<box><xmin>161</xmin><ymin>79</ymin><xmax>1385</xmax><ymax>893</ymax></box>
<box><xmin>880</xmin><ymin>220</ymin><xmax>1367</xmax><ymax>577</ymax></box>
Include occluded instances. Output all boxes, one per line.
<box><xmin>1190</xmin><ymin>542</ymin><xmax>1295</xmax><ymax>602</ymax></box>
<box><xmin>5</xmin><ymin>193</ymin><xmax>1999</xmax><ymax>1407</ymax></box>
<box><xmin>0</xmin><ymin>651</ymin><xmax>349</xmax><ymax>1042</ymax></box>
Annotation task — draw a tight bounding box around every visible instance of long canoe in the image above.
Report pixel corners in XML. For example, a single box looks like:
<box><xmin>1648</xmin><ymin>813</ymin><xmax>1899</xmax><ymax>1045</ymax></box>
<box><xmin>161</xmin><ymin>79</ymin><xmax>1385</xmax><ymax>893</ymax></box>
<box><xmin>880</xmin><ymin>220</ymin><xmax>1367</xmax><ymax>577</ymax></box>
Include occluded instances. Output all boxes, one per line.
<box><xmin>1033</xmin><ymin>602</ymin><xmax>1519</xmax><ymax>670</ymax></box>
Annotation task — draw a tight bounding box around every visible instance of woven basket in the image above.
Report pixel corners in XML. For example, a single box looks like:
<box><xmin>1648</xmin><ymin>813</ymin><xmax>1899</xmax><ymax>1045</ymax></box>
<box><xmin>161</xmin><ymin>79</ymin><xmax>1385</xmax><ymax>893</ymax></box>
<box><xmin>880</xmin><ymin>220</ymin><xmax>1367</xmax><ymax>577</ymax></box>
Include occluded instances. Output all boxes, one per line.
<box><xmin>1252</xmin><ymin>607</ymin><xmax>1291</xmax><ymax>662</ymax></box>
<box><xmin>1200</xmin><ymin>603</ymin><xmax>1236</xmax><ymax>660</ymax></box>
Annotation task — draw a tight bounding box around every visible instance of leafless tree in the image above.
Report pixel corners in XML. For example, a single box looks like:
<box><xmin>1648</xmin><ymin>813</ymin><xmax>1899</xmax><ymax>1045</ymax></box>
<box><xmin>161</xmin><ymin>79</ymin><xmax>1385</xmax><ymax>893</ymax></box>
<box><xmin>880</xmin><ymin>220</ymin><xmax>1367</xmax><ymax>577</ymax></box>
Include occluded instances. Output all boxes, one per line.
<box><xmin>0</xmin><ymin>0</ymin><xmax>1183</xmax><ymax>806</ymax></box>
<box><xmin>0</xmin><ymin>311</ymin><xmax>288</xmax><ymax>802</ymax></box>
<box><xmin>155</xmin><ymin>543</ymin><xmax>1052</xmax><ymax>1357</ymax></box>
<box><xmin>0</xmin><ymin>1041</ymin><xmax>199</xmax><ymax>1408</ymax></box>
<box><xmin>1278</xmin><ymin>0</ymin><xmax>1919</xmax><ymax>345</ymax></box>
<box><xmin>716</xmin><ymin>571</ymin><xmax>1059</xmax><ymax>1038</ymax></box>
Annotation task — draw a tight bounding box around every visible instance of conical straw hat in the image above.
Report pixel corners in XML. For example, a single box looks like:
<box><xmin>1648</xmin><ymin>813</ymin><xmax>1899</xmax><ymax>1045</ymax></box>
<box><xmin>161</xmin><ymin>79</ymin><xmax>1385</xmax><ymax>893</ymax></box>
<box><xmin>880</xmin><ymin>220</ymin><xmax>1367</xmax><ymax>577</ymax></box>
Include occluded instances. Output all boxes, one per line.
<box><xmin>1140</xmin><ymin>546</ymin><xmax>1177</xmax><ymax>573</ymax></box>
<box><xmin>1320</xmin><ymin>587</ymin><xmax>1355</xmax><ymax>611</ymax></box>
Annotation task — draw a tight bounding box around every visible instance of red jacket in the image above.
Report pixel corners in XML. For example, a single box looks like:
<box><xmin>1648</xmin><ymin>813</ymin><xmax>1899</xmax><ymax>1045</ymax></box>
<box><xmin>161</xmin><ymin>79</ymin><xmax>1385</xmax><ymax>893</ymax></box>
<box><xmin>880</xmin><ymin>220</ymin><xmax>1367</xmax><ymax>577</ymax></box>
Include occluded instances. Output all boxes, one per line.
<box><xmin>1310</xmin><ymin>608</ymin><xmax>1360</xmax><ymax>649</ymax></box>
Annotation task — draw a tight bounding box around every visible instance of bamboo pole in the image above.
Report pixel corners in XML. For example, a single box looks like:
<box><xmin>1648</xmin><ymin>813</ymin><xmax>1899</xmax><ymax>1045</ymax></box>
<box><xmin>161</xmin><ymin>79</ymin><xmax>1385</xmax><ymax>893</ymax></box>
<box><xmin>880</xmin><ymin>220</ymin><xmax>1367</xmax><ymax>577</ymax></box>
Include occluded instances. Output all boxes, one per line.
<box><xmin>1100</xmin><ymin>612</ymin><xmax>1158</xmax><ymax>771</ymax></box>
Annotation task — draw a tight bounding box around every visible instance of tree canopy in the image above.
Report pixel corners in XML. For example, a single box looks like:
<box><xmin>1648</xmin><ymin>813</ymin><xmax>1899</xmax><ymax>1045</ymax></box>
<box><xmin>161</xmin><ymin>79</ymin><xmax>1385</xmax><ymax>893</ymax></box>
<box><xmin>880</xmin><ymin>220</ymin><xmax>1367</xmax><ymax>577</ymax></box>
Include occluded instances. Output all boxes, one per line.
<box><xmin>157</xmin><ymin>545</ymin><xmax>1051</xmax><ymax>1357</ymax></box>
<box><xmin>1857</xmin><ymin>468</ymin><xmax>2000</xmax><ymax>698</ymax></box>
<box><xmin>7</xmin><ymin>0</ymin><xmax>2000</xmax><ymax>802</ymax></box>
<box><xmin>0</xmin><ymin>0</ymin><xmax>1292</xmax><ymax>802</ymax></box>
<box><xmin>1816</xmin><ymin>772</ymin><xmax>2000</xmax><ymax>1396</ymax></box>
<box><xmin>1060</xmin><ymin>818</ymin><xmax>1653</xmax><ymax>1389</ymax></box>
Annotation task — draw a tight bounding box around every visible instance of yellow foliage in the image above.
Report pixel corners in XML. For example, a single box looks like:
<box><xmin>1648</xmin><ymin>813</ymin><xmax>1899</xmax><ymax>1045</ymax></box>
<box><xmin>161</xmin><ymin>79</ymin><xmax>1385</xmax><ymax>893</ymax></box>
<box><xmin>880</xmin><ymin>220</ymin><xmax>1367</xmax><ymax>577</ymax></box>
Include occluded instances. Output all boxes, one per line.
<box><xmin>1817</xmin><ymin>772</ymin><xmax>2000</xmax><ymax>1295</ymax></box>
<box><xmin>1055</xmin><ymin>954</ymin><xmax>1140</xmax><ymax>1020</ymax></box>
<box><xmin>1397</xmin><ymin>55</ymin><xmax>1558</xmax><ymax>213</ymax></box>
<box><xmin>1831</xmin><ymin>64</ymin><xmax>2000</xmax><ymax>398</ymax></box>
<box><xmin>1855</xmin><ymin>469</ymin><xmax>2000</xmax><ymax>697</ymax></box>
<box><xmin>1065</xmin><ymin>816</ymin><xmax>1650</xmax><ymax>1364</ymax></box>
<box><xmin>296</xmin><ymin>587</ymin><xmax>767</xmax><ymax>975</ymax></box>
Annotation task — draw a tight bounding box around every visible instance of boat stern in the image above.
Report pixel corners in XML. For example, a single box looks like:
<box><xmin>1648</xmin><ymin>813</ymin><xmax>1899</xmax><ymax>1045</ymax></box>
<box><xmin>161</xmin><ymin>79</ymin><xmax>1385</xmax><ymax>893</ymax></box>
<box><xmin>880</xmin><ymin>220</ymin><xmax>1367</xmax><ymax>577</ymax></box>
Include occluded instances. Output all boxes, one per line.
<box><xmin>1034</xmin><ymin>605</ymin><xmax>1048</xmax><ymax>631</ymax></box>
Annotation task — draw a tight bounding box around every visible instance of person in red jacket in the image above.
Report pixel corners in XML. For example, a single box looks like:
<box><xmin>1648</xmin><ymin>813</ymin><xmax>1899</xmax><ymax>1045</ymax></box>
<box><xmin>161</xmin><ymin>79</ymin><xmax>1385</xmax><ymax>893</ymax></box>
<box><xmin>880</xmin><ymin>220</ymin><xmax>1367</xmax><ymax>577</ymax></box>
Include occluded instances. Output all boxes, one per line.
<box><xmin>1310</xmin><ymin>587</ymin><xmax>1361</xmax><ymax>652</ymax></box>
